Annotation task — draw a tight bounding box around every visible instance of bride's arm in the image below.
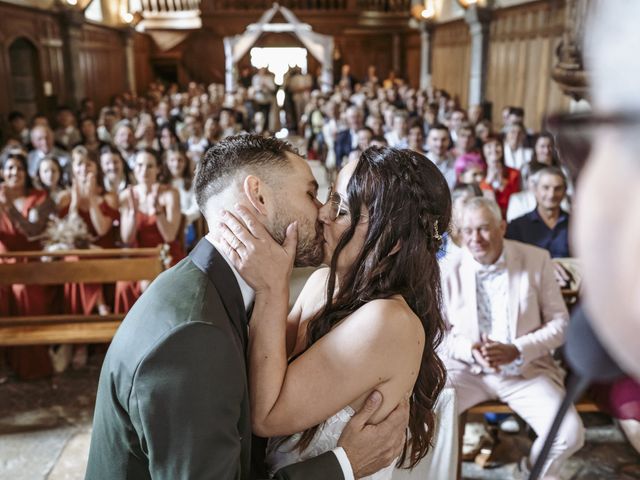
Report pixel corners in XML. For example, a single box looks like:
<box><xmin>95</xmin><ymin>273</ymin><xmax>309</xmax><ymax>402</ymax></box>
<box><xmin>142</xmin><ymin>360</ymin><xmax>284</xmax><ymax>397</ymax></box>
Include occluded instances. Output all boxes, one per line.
<box><xmin>219</xmin><ymin>208</ymin><xmax>421</xmax><ymax>438</ymax></box>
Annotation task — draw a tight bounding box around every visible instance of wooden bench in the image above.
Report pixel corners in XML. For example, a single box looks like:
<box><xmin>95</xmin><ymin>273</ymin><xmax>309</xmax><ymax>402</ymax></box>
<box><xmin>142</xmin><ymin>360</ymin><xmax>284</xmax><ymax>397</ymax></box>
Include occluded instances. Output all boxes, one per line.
<box><xmin>0</xmin><ymin>247</ymin><xmax>167</xmax><ymax>346</ymax></box>
<box><xmin>467</xmin><ymin>398</ymin><xmax>600</xmax><ymax>415</ymax></box>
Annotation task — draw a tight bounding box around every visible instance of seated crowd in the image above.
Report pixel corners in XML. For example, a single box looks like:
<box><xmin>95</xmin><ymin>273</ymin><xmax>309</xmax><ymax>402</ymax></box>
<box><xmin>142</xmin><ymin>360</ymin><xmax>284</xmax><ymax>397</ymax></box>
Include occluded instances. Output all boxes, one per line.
<box><xmin>1</xmin><ymin>65</ymin><xmax>637</xmax><ymax>473</ymax></box>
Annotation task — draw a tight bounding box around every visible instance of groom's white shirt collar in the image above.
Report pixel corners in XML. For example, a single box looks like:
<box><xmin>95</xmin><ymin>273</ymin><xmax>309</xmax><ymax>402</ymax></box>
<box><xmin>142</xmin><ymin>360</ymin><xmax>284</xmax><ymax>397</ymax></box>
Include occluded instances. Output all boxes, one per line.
<box><xmin>206</xmin><ymin>235</ymin><xmax>255</xmax><ymax>312</ymax></box>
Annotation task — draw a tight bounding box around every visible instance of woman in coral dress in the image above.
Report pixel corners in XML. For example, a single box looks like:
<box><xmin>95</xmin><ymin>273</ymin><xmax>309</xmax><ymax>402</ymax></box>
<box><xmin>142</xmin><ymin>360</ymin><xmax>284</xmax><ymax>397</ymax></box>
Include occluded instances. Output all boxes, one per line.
<box><xmin>0</xmin><ymin>151</ymin><xmax>57</xmax><ymax>379</ymax></box>
<box><xmin>115</xmin><ymin>148</ymin><xmax>183</xmax><ymax>312</ymax></box>
<box><xmin>479</xmin><ymin>135</ymin><xmax>521</xmax><ymax>217</ymax></box>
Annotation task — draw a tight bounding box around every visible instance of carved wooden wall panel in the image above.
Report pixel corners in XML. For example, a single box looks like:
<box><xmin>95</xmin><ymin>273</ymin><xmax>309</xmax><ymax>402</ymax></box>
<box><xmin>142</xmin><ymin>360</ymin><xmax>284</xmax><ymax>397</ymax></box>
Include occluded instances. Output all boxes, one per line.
<box><xmin>404</xmin><ymin>30</ymin><xmax>421</xmax><ymax>89</ymax></box>
<box><xmin>134</xmin><ymin>32</ymin><xmax>154</xmax><ymax>95</ymax></box>
<box><xmin>485</xmin><ymin>0</ymin><xmax>569</xmax><ymax>129</ymax></box>
<box><xmin>77</xmin><ymin>24</ymin><xmax>127</xmax><ymax>108</ymax></box>
<box><xmin>431</xmin><ymin>20</ymin><xmax>471</xmax><ymax>109</ymax></box>
<box><xmin>0</xmin><ymin>2</ymin><xmax>65</xmax><ymax>125</ymax></box>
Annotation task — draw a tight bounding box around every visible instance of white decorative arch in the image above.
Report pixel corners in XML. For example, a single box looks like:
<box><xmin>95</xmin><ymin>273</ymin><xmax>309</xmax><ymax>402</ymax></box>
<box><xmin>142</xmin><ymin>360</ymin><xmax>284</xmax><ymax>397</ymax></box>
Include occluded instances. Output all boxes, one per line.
<box><xmin>223</xmin><ymin>3</ymin><xmax>334</xmax><ymax>94</ymax></box>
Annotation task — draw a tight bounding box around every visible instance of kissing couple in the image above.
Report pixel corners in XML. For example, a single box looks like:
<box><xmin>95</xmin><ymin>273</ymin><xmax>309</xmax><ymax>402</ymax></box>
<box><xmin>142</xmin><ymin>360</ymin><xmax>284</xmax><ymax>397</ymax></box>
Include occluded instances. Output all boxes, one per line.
<box><xmin>86</xmin><ymin>134</ymin><xmax>451</xmax><ymax>480</ymax></box>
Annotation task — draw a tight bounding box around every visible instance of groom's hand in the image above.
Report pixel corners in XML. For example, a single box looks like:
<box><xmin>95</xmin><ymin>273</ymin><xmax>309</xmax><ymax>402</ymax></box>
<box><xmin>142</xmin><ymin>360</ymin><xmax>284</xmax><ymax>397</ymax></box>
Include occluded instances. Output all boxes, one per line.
<box><xmin>337</xmin><ymin>391</ymin><xmax>409</xmax><ymax>478</ymax></box>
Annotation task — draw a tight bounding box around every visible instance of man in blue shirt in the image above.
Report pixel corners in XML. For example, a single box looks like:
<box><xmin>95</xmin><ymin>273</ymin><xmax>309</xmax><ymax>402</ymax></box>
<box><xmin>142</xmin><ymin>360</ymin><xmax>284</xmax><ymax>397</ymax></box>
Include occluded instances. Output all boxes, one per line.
<box><xmin>506</xmin><ymin>166</ymin><xmax>570</xmax><ymax>258</ymax></box>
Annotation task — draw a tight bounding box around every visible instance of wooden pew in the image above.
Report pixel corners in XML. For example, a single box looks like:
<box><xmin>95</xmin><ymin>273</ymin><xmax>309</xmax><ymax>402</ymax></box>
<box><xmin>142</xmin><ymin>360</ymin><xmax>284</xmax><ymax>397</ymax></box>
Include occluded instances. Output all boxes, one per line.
<box><xmin>0</xmin><ymin>247</ymin><xmax>167</xmax><ymax>346</ymax></box>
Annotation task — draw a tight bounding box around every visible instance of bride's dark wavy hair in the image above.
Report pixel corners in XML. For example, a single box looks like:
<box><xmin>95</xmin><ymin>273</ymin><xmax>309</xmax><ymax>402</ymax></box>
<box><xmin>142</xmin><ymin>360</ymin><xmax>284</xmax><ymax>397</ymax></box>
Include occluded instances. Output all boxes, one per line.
<box><xmin>295</xmin><ymin>147</ymin><xmax>451</xmax><ymax>468</ymax></box>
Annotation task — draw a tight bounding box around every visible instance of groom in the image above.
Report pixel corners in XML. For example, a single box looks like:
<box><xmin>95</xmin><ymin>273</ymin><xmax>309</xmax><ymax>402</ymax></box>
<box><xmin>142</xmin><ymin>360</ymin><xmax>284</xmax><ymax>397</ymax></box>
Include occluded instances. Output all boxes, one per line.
<box><xmin>85</xmin><ymin>135</ymin><xmax>408</xmax><ymax>479</ymax></box>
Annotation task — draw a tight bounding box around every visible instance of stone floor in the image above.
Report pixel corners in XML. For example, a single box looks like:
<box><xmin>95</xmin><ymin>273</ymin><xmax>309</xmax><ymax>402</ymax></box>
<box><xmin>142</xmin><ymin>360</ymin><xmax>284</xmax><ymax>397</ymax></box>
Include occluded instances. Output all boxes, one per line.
<box><xmin>0</xmin><ymin>356</ymin><xmax>638</xmax><ymax>480</ymax></box>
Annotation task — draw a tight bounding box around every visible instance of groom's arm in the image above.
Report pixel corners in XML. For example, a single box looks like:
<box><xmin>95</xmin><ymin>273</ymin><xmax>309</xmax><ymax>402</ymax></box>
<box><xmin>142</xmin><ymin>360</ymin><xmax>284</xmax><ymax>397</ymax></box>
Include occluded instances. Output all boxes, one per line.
<box><xmin>274</xmin><ymin>451</ymin><xmax>347</xmax><ymax>480</ymax></box>
<box><xmin>273</xmin><ymin>391</ymin><xmax>410</xmax><ymax>480</ymax></box>
<box><xmin>129</xmin><ymin>323</ymin><xmax>246</xmax><ymax>479</ymax></box>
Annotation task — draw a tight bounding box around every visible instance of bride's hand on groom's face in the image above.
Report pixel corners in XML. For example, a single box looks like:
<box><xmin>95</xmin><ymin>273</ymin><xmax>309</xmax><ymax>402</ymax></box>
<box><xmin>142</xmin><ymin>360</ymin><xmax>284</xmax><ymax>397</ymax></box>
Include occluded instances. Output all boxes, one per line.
<box><xmin>219</xmin><ymin>205</ymin><xmax>298</xmax><ymax>295</ymax></box>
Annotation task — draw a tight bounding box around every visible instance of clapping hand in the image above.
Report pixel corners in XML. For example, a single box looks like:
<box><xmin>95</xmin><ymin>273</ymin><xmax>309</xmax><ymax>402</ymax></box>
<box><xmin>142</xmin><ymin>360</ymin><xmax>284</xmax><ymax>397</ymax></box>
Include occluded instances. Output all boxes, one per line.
<box><xmin>218</xmin><ymin>205</ymin><xmax>297</xmax><ymax>295</ymax></box>
<box><xmin>122</xmin><ymin>187</ymin><xmax>137</xmax><ymax>224</ymax></box>
<box><xmin>0</xmin><ymin>184</ymin><xmax>9</xmax><ymax>210</ymax></box>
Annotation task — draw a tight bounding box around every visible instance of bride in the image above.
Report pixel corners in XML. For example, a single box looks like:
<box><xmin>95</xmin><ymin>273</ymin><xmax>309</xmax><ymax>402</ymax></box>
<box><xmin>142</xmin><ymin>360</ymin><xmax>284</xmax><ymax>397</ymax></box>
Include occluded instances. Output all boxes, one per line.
<box><xmin>219</xmin><ymin>147</ymin><xmax>451</xmax><ymax>478</ymax></box>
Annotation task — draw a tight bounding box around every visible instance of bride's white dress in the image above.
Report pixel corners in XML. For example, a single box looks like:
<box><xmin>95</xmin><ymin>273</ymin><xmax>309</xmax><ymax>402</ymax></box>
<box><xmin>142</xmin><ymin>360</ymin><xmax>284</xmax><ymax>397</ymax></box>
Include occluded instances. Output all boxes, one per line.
<box><xmin>265</xmin><ymin>405</ymin><xmax>395</xmax><ymax>479</ymax></box>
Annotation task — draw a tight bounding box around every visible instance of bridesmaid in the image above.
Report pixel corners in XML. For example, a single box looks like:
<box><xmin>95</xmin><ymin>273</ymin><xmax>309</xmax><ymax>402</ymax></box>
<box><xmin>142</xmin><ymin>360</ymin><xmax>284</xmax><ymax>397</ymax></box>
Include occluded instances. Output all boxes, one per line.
<box><xmin>59</xmin><ymin>146</ymin><xmax>119</xmax><ymax>308</ymax></box>
<box><xmin>115</xmin><ymin>148</ymin><xmax>183</xmax><ymax>312</ymax></box>
<box><xmin>0</xmin><ymin>151</ymin><xmax>57</xmax><ymax>379</ymax></box>
<box><xmin>58</xmin><ymin>146</ymin><xmax>120</xmax><ymax>369</ymax></box>
<box><xmin>99</xmin><ymin>145</ymin><xmax>130</xmax><ymax>195</ymax></box>
<box><xmin>34</xmin><ymin>155</ymin><xmax>67</xmax><ymax>207</ymax></box>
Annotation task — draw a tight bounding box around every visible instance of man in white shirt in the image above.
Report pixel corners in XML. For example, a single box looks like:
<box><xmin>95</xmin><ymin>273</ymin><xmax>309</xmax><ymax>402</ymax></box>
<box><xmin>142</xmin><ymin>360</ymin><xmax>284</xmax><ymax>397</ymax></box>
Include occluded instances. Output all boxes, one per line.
<box><xmin>425</xmin><ymin>124</ymin><xmax>456</xmax><ymax>190</ymax></box>
<box><xmin>27</xmin><ymin>125</ymin><xmax>70</xmax><ymax>180</ymax></box>
<box><xmin>503</xmin><ymin>123</ymin><xmax>532</xmax><ymax>170</ymax></box>
<box><xmin>440</xmin><ymin>197</ymin><xmax>584</xmax><ymax>478</ymax></box>
<box><xmin>384</xmin><ymin>111</ymin><xmax>409</xmax><ymax>148</ymax></box>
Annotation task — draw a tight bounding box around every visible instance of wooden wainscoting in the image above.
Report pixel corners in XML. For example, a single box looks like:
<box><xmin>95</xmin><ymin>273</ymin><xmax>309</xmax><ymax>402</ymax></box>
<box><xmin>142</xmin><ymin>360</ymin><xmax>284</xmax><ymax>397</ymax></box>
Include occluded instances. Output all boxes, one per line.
<box><xmin>486</xmin><ymin>0</ymin><xmax>570</xmax><ymax>130</ymax></box>
<box><xmin>431</xmin><ymin>20</ymin><xmax>472</xmax><ymax>110</ymax></box>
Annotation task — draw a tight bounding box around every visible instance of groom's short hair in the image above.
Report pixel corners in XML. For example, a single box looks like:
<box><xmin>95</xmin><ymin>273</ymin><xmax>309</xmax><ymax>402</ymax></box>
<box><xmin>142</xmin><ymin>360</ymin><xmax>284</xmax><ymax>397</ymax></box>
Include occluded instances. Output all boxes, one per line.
<box><xmin>195</xmin><ymin>134</ymin><xmax>296</xmax><ymax>212</ymax></box>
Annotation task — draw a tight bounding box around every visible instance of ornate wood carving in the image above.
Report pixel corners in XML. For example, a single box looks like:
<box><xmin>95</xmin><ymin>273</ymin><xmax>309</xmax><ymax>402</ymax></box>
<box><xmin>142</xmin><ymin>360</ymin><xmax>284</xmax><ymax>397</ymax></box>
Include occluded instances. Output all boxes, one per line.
<box><xmin>551</xmin><ymin>0</ymin><xmax>590</xmax><ymax>101</ymax></box>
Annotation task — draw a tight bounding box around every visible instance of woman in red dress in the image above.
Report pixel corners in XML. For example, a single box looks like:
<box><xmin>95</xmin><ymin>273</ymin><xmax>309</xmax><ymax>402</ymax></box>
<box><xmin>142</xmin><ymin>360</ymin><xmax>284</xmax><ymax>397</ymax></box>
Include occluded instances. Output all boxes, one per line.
<box><xmin>52</xmin><ymin>146</ymin><xmax>120</xmax><ymax>367</ymax></box>
<box><xmin>57</xmin><ymin>146</ymin><xmax>120</xmax><ymax>368</ymax></box>
<box><xmin>115</xmin><ymin>148</ymin><xmax>183</xmax><ymax>312</ymax></box>
<box><xmin>479</xmin><ymin>135</ymin><xmax>521</xmax><ymax>218</ymax></box>
<box><xmin>0</xmin><ymin>151</ymin><xmax>57</xmax><ymax>379</ymax></box>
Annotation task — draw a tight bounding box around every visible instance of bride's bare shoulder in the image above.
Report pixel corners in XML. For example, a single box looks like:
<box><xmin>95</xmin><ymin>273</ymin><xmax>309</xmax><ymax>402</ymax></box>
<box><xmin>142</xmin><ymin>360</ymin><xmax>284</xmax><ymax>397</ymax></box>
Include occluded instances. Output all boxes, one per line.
<box><xmin>336</xmin><ymin>297</ymin><xmax>425</xmax><ymax>351</ymax></box>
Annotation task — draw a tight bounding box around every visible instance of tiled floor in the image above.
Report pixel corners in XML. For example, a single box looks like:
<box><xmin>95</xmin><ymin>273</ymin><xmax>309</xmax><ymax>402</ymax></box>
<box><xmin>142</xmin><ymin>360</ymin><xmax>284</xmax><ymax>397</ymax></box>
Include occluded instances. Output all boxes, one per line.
<box><xmin>0</xmin><ymin>355</ymin><xmax>638</xmax><ymax>480</ymax></box>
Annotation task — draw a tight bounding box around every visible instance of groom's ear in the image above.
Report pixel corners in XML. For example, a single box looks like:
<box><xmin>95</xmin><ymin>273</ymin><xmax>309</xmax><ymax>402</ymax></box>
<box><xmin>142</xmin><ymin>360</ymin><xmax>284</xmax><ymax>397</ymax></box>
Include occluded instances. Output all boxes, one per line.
<box><xmin>242</xmin><ymin>175</ymin><xmax>269</xmax><ymax>216</ymax></box>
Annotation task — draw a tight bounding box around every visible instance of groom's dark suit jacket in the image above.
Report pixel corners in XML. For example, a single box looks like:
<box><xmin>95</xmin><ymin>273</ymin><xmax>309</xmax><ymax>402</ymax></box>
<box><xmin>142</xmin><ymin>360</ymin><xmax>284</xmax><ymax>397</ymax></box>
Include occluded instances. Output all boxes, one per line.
<box><xmin>85</xmin><ymin>239</ymin><xmax>343</xmax><ymax>480</ymax></box>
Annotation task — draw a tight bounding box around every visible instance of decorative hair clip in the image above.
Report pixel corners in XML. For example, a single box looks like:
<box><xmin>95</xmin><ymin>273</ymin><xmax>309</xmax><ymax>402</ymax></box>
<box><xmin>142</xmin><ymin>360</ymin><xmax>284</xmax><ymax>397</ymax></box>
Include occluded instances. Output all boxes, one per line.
<box><xmin>433</xmin><ymin>220</ymin><xmax>442</xmax><ymax>241</ymax></box>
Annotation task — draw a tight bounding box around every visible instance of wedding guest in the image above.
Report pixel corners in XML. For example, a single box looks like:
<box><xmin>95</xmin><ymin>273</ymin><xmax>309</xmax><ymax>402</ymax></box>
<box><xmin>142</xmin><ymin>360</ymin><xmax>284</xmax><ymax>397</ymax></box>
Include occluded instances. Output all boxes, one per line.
<box><xmin>54</xmin><ymin>106</ymin><xmax>81</xmax><ymax>150</ymax></box>
<box><xmin>452</xmin><ymin>122</ymin><xmax>477</xmax><ymax>158</ymax></box>
<box><xmin>115</xmin><ymin>148</ymin><xmax>183</xmax><ymax>312</ymax></box>
<box><xmin>27</xmin><ymin>125</ymin><xmax>70</xmax><ymax>179</ymax></box>
<box><xmin>96</xmin><ymin>107</ymin><xmax>118</xmax><ymax>144</ymax></box>
<box><xmin>335</xmin><ymin>106</ymin><xmax>364</xmax><ymax>170</ymax></box>
<box><xmin>425</xmin><ymin>124</ymin><xmax>456</xmax><ymax>189</ymax></box>
<box><xmin>441</xmin><ymin>197</ymin><xmax>584</xmax><ymax>478</ymax></box>
<box><xmin>78</xmin><ymin>117</ymin><xmax>104</xmax><ymax>156</ymax></box>
<box><xmin>35</xmin><ymin>156</ymin><xmax>67</xmax><ymax>206</ymax></box>
<box><xmin>407</xmin><ymin>123</ymin><xmax>426</xmax><ymax>154</ymax></box>
<box><xmin>479</xmin><ymin>135</ymin><xmax>521</xmax><ymax>217</ymax></box>
<box><xmin>454</xmin><ymin>152</ymin><xmax>486</xmax><ymax>185</ymax></box>
<box><xmin>347</xmin><ymin>127</ymin><xmax>374</xmax><ymax>163</ymax></box>
<box><xmin>112</xmin><ymin>121</ymin><xmax>136</xmax><ymax>170</ymax></box>
<box><xmin>99</xmin><ymin>145</ymin><xmax>130</xmax><ymax>195</ymax></box>
<box><xmin>134</xmin><ymin>115</ymin><xmax>159</xmax><ymax>151</ymax></box>
<box><xmin>203</xmin><ymin>116</ymin><xmax>222</xmax><ymax>146</ymax></box>
<box><xmin>59</xmin><ymin>146</ymin><xmax>120</xmax><ymax>250</ymax></box>
<box><xmin>503</xmin><ymin>123</ymin><xmax>532</xmax><ymax>170</ymax></box>
<box><xmin>58</xmin><ymin>146</ymin><xmax>120</xmax><ymax>368</ymax></box>
<box><xmin>158</xmin><ymin>123</ymin><xmax>180</xmax><ymax>154</ymax></box>
<box><xmin>384</xmin><ymin>110</ymin><xmax>409</xmax><ymax>148</ymax></box>
<box><xmin>506</xmin><ymin>166</ymin><xmax>570</xmax><ymax>259</ymax></box>
<box><xmin>0</xmin><ymin>151</ymin><xmax>57</xmax><ymax>379</ymax></box>
<box><xmin>523</xmin><ymin>133</ymin><xmax>574</xmax><ymax>202</ymax></box>
<box><xmin>7</xmin><ymin>111</ymin><xmax>30</xmax><ymax>146</ymax></box>
<box><xmin>474</xmin><ymin>119</ymin><xmax>493</xmax><ymax>146</ymax></box>
<box><xmin>163</xmin><ymin>147</ymin><xmax>200</xmax><ymax>249</ymax></box>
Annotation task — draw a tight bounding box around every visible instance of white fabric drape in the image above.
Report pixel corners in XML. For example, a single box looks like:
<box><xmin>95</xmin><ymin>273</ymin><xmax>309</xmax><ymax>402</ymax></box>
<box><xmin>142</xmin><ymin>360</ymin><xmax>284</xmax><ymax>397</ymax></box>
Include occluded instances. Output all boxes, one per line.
<box><xmin>223</xmin><ymin>4</ymin><xmax>334</xmax><ymax>93</ymax></box>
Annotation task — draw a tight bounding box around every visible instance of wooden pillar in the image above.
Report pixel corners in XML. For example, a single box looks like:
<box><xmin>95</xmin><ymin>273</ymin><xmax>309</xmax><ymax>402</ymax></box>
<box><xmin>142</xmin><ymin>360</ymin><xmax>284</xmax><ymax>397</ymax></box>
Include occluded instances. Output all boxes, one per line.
<box><xmin>60</xmin><ymin>9</ymin><xmax>85</xmax><ymax>109</ymax></box>
<box><xmin>124</xmin><ymin>30</ymin><xmax>137</xmax><ymax>94</ymax></box>
<box><xmin>419</xmin><ymin>21</ymin><xmax>434</xmax><ymax>90</ymax></box>
<box><xmin>464</xmin><ymin>5</ymin><xmax>491</xmax><ymax>107</ymax></box>
<box><xmin>392</xmin><ymin>33</ymin><xmax>402</xmax><ymax>74</ymax></box>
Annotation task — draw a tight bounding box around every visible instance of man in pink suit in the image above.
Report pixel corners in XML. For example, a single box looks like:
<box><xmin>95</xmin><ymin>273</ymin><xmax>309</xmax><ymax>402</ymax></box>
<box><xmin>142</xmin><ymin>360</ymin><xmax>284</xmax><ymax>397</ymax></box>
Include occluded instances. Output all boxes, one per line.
<box><xmin>440</xmin><ymin>196</ymin><xmax>584</xmax><ymax>478</ymax></box>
